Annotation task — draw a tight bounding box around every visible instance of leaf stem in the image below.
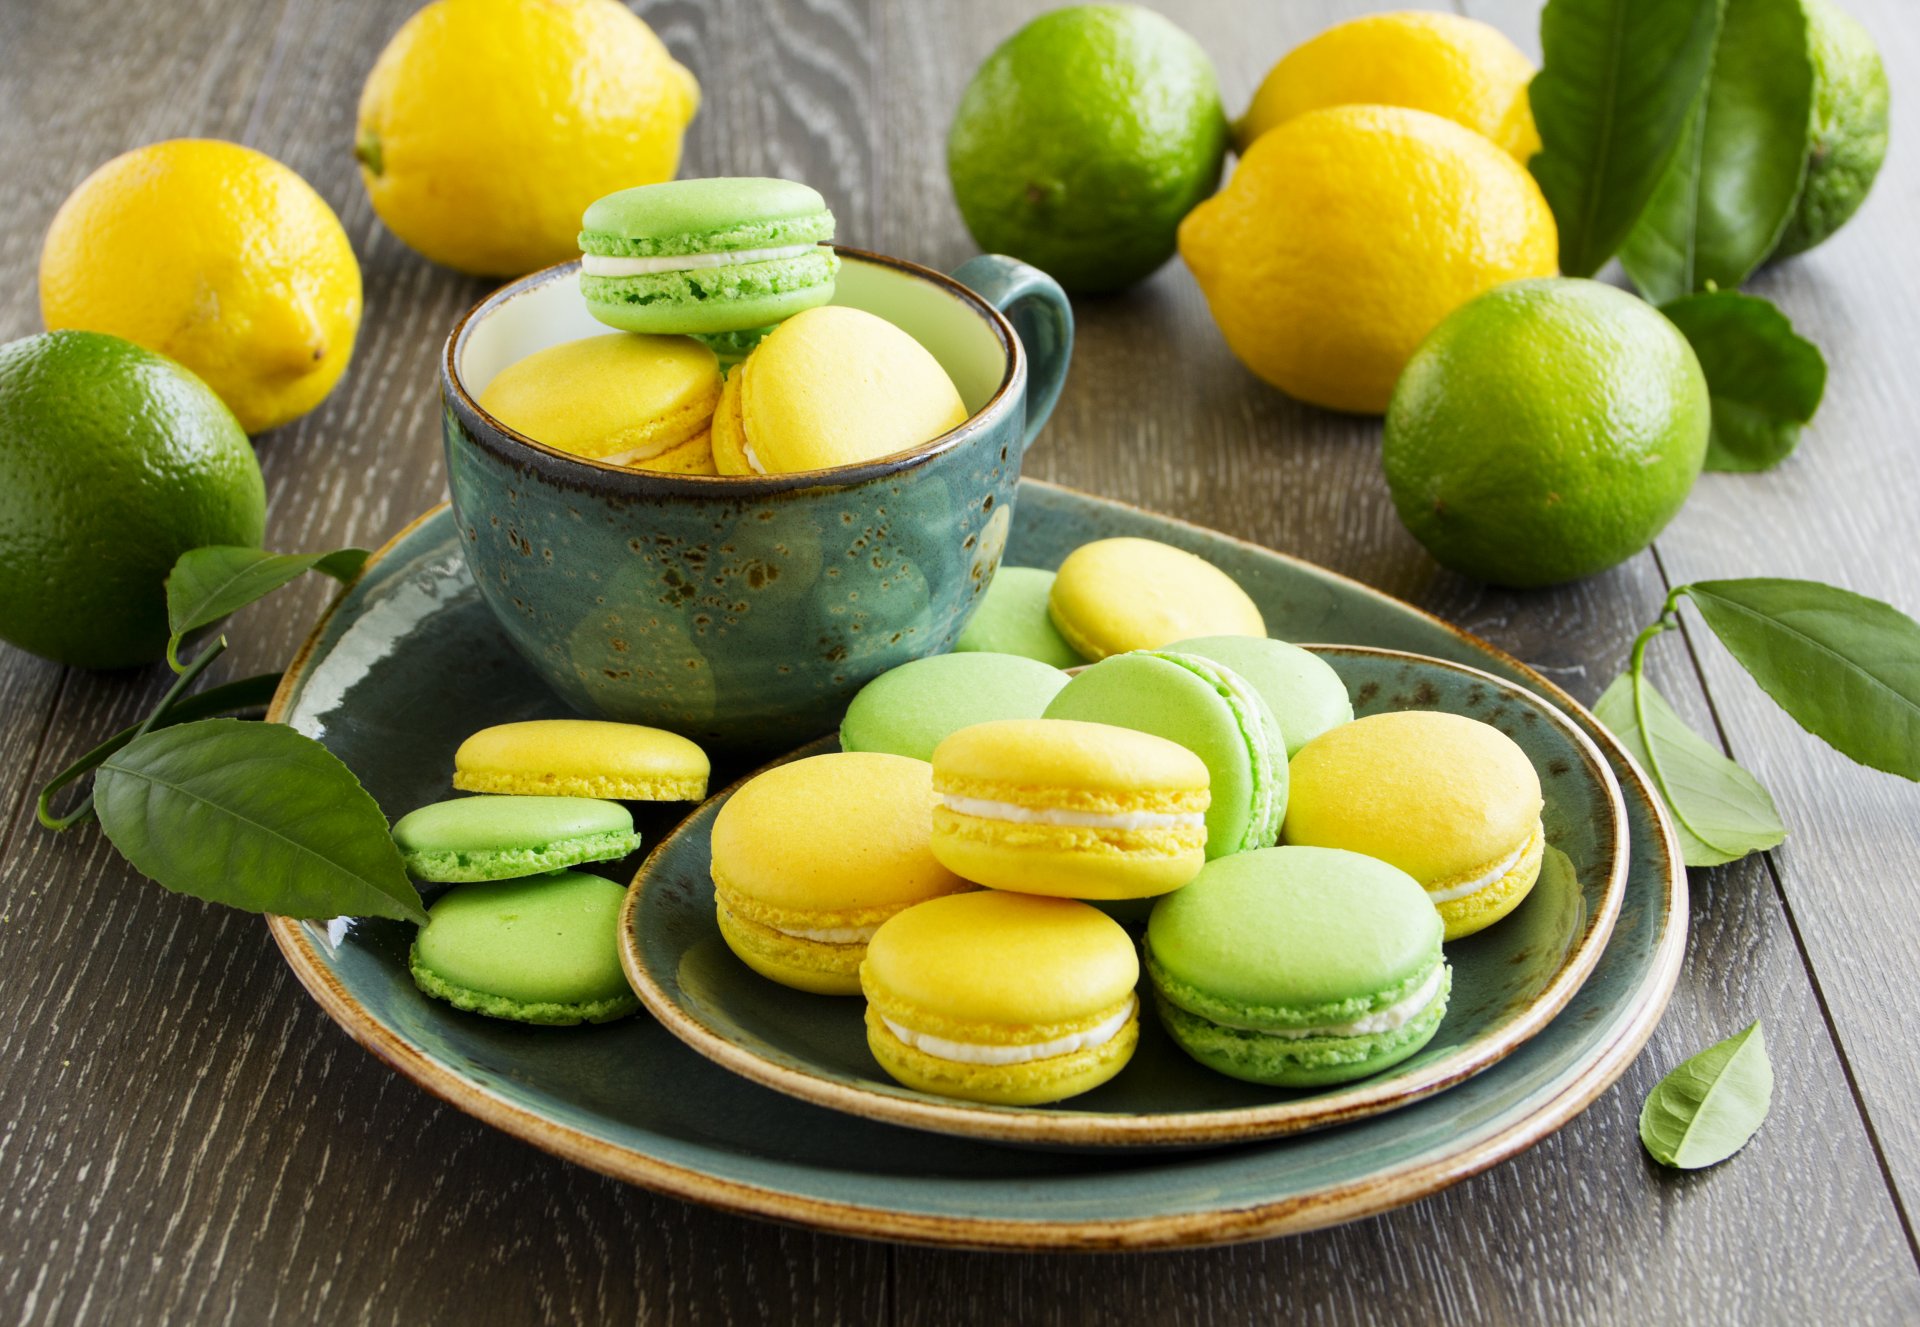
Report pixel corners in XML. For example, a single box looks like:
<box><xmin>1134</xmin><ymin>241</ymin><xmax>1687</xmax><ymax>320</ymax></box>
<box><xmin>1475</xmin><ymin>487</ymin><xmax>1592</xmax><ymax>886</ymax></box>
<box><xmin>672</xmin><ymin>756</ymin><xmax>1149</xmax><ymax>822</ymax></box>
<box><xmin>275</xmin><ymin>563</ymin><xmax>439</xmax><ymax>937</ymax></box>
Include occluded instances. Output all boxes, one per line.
<box><xmin>37</xmin><ymin>637</ymin><xmax>236</xmax><ymax>831</ymax></box>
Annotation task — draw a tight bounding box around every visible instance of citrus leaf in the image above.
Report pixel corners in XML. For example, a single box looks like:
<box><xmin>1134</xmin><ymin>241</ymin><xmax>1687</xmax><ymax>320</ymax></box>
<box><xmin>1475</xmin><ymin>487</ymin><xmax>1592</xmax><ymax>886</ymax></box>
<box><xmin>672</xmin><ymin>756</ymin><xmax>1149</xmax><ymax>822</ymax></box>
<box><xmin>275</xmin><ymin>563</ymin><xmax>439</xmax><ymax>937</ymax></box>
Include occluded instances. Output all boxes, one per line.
<box><xmin>1683</xmin><ymin>579</ymin><xmax>1920</xmax><ymax>778</ymax></box>
<box><xmin>1621</xmin><ymin>0</ymin><xmax>1814</xmax><ymax>301</ymax></box>
<box><xmin>1594</xmin><ymin>673</ymin><xmax>1785</xmax><ymax>866</ymax></box>
<box><xmin>1529</xmin><ymin>0</ymin><xmax>1723</xmax><ymax>277</ymax></box>
<box><xmin>165</xmin><ymin>545</ymin><xmax>368</xmax><ymax>670</ymax></box>
<box><xmin>94</xmin><ymin>718</ymin><xmax>425</xmax><ymax>923</ymax></box>
<box><xmin>1640</xmin><ymin>1020</ymin><xmax>1773</xmax><ymax>1168</ymax></box>
<box><xmin>1661</xmin><ymin>292</ymin><xmax>1826</xmax><ymax>472</ymax></box>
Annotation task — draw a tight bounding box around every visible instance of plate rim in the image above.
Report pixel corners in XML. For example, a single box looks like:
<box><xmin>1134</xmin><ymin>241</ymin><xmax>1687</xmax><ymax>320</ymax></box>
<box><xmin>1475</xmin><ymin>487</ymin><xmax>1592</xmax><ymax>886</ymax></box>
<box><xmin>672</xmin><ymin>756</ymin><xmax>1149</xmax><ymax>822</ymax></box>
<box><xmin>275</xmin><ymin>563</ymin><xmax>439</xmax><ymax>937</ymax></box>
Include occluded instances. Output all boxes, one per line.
<box><xmin>264</xmin><ymin>483</ymin><xmax>1687</xmax><ymax>1250</ymax></box>
<box><xmin>620</xmin><ymin>644</ymin><xmax>1630</xmax><ymax>1147</ymax></box>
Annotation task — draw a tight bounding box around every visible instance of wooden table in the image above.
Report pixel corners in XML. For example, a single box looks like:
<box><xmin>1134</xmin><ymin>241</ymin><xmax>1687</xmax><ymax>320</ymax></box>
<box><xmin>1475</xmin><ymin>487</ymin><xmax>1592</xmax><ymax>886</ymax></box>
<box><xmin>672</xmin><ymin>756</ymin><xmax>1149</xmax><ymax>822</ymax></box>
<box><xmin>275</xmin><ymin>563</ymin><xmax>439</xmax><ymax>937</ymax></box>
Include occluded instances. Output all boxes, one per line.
<box><xmin>4</xmin><ymin>0</ymin><xmax>1918</xmax><ymax>1321</ymax></box>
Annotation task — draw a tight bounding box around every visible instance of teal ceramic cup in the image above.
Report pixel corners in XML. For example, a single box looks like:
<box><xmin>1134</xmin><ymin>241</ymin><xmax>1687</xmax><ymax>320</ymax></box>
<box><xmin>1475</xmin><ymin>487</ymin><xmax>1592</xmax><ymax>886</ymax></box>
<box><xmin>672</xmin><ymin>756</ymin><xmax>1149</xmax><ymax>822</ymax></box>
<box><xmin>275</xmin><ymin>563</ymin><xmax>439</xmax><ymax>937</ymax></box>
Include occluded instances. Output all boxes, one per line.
<box><xmin>442</xmin><ymin>248</ymin><xmax>1072</xmax><ymax>752</ymax></box>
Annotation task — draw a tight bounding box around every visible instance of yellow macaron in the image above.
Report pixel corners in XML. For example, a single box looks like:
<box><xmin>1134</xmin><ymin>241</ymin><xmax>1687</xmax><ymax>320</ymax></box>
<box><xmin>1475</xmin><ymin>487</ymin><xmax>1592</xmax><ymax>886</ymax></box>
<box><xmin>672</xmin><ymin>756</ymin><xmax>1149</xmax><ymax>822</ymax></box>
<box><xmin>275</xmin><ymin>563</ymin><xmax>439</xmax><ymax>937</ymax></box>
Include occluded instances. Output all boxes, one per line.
<box><xmin>476</xmin><ymin>333</ymin><xmax>722</xmax><ymax>474</ymax></box>
<box><xmin>454</xmin><ymin>719</ymin><xmax>710</xmax><ymax>801</ymax></box>
<box><xmin>1048</xmin><ymin>538</ymin><xmax>1266</xmax><ymax>660</ymax></box>
<box><xmin>710</xmin><ymin>305</ymin><xmax>967</xmax><ymax>475</ymax></box>
<box><xmin>861</xmin><ymin>891</ymin><xmax>1140</xmax><ymax>1105</ymax></box>
<box><xmin>1282</xmin><ymin>711</ymin><xmax>1544</xmax><ymax>940</ymax></box>
<box><xmin>711</xmin><ymin>752</ymin><xmax>972</xmax><ymax>995</ymax></box>
<box><xmin>929</xmin><ymin>718</ymin><xmax>1210</xmax><ymax>900</ymax></box>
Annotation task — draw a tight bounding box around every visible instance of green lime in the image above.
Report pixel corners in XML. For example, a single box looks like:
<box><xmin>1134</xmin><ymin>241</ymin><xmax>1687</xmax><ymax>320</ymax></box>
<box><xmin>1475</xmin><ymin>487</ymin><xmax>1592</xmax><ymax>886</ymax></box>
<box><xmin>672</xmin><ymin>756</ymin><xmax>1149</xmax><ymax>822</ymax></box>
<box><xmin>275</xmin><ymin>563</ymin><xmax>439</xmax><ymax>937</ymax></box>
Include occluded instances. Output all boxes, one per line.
<box><xmin>947</xmin><ymin>4</ymin><xmax>1228</xmax><ymax>294</ymax></box>
<box><xmin>1774</xmin><ymin>0</ymin><xmax>1889</xmax><ymax>258</ymax></box>
<box><xmin>0</xmin><ymin>331</ymin><xmax>266</xmax><ymax>668</ymax></box>
<box><xmin>1382</xmin><ymin>279</ymin><xmax>1709</xmax><ymax>588</ymax></box>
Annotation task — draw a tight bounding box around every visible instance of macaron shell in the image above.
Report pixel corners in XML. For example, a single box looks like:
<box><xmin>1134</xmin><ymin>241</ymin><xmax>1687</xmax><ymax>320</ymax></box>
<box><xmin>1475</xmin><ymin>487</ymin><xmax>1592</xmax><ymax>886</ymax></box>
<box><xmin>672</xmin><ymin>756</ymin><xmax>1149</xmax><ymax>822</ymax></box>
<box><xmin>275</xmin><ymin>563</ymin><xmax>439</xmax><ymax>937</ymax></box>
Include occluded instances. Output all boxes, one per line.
<box><xmin>582</xmin><ymin>251</ymin><xmax>839</xmax><ymax>336</ymax></box>
<box><xmin>391</xmin><ymin>795</ymin><xmax>641</xmax><ymax>882</ymax></box>
<box><xmin>710</xmin><ymin>365</ymin><xmax>751</xmax><ymax>474</ymax></box>
<box><xmin>1043</xmin><ymin>652</ymin><xmax>1285</xmax><ymax>858</ymax></box>
<box><xmin>1169</xmin><ymin>635</ymin><xmax>1355</xmax><ymax>756</ymax></box>
<box><xmin>953</xmin><ymin>567</ymin><xmax>1084</xmax><ymax>667</ymax></box>
<box><xmin>1151</xmin><ymin>969</ymin><xmax>1449</xmax><ymax>1087</ymax></box>
<box><xmin>475</xmin><ymin>333</ymin><xmax>721</xmax><ymax>462</ymax></box>
<box><xmin>1435</xmin><ymin>819</ymin><xmax>1545</xmax><ymax>940</ymax></box>
<box><xmin>409</xmin><ymin>872</ymin><xmax>639</xmax><ymax>1025</ymax></box>
<box><xmin>928</xmin><ymin>821</ymin><xmax>1206</xmax><ymax>899</ymax></box>
<box><xmin>710</xmin><ymin>752</ymin><xmax>967</xmax><ymax>913</ymax></box>
<box><xmin>454</xmin><ymin>720</ymin><xmax>710</xmax><ymax>801</ymax></box>
<box><xmin>580</xmin><ymin>177</ymin><xmax>834</xmax><ymax>255</ymax></box>
<box><xmin>862</xmin><ymin>891</ymin><xmax>1138</xmax><ymax>1029</ymax></box>
<box><xmin>931</xmin><ymin>718</ymin><xmax>1210</xmax><ymax>802</ymax></box>
<box><xmin>839</xmin><ymin>652</ymin><xmax>1069</xmax><ymax>762</ymax></box>
<box><xmin>715</xmin><ymin>900</ymin><xmax>866</xmax><ymax>996</ymax></box>
<box><xmin>736</xmin><ymin>306</ymin><xmax>968</xmax><ymax>473</ymax></box>
<box><xmin>630</xmin><ymin>425</ymin><xmax>717</xmax><ymax>475</ymax></box>
<box><xmin>864</xmin><ymin>1002</ymin><xmax>1138</xmax><ymax>1105</ymax></box>
<box><xmin>1048</xmin><ymin>538</ymin><xmax>1266</xmax><ymax>660</ymax></box>
<box><xmin>1145</xmin><ymin>846</ymin><xmax>1442</xmax><ymax>1022</ymax></box>
<box><xmin>1283</xmin><ymin>710</ymin><xmax>1543</xmax><ymax>882</ymax></box>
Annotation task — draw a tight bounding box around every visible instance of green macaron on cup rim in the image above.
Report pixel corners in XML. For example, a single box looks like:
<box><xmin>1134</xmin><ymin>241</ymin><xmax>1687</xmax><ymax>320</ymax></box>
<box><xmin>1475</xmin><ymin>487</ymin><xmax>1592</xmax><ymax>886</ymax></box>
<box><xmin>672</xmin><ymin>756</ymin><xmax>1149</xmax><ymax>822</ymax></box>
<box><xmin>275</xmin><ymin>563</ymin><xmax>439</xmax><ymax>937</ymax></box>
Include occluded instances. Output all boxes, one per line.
<box><xmin>446</xmin><ymin>246</ymin><xmax>1046</xmax><ymax>496</ymax></box>
<box><xmin>619</xmin><ymin>645</ymin><xmax>1630</xmax><ymax>1148</ymax></box>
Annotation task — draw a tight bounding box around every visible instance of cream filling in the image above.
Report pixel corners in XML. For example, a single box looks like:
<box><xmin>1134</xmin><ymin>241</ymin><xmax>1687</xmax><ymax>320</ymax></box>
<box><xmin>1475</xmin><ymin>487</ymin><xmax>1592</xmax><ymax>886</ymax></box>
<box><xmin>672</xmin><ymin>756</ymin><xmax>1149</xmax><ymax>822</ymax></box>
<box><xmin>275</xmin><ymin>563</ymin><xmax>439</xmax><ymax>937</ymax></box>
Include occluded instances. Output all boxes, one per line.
<box><xmin>1212</xmin><ymin>967</ymin><xmax>1446</xmax><ymax>1040</ymax></box>
<box><xmin>1425</xmin><ymin>835</ymin><xmax>1535</xmax><ymax>903</ymax></box>
<box><xmin>938</xmin><ymin>793</ymin><xmax>1203</xmax><ymax>832</ymax></box>
<box><xmin>775</xmin><ymin>920</ymin><xmax>880</xmax><ymax>945</ymax></box>
<box><xmin>599</xmin><ymin>440</ymin><xmax>683</xmax><ymax>466</ymax></box>
<box><xmin>581</xmin><ymin>243</ymin><xmax>822</xmax><ymax>277</ymax></box>
<box><xmin>741</xmin><ymin>439</ymin><xmax>767</xmax><ymax>475</ymax></box>
<box><xmin>883</xmin><ymin>996</ymin><xmax>1136</xmax><ymax>1066</ymax></box>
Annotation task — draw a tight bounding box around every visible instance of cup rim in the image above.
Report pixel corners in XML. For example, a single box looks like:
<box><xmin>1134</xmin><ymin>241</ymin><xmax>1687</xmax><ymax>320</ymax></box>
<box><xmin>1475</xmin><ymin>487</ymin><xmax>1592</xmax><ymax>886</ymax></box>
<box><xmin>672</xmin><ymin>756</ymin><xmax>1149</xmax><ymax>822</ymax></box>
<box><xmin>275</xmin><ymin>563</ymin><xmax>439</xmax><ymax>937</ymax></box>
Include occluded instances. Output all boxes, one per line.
<box><xmin>442</xmin><ymin>245</ymin><xmax>1026</xmax><ymax>496</ymax></box>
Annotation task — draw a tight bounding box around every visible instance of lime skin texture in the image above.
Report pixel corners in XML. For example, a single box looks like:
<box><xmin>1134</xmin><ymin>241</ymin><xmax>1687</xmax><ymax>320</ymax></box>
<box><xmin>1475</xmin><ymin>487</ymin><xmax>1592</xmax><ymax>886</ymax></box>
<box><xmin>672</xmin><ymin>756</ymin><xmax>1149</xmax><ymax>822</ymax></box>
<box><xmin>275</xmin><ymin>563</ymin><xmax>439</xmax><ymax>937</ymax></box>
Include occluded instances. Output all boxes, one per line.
<box><xmin>840</xmin><ymin>651</ymin><xmax>1070</xmax><ymax>762</ymax></box>
<box><xmin>954</xmin><ymin>567</ymin><xmax>1083</xmax><ymax>668</ymax></box>
<box><xmin>0</xmin><ymin>330</ymin><xmax>265</xmax><ymax>668</ymax></box>
<box><xmin>390</xmin><ymin>795</ymin><xmax>642</xmax><ymax>882</ymax></box>
<box><xmin>579</xmin><ymin>177</ymin><xmax>839</xmax><ymax>335</ymax></box>
<box><xmin>1046</xmin><ymin>650</ymin><xmax>1287</xmax><ymax>859</ymax></box>
<box><xmin>861</xmin><ymin>891</ymin><xmax>1141</xmax><ymax>1105</ymax></box>
<box><xmin>1283</xmin><ymin>710</ymin><xmax>1546</xmax><ymax>942</ymax></box>
<box><xmin>409</xmin><ymin>871</ymin><xmax>640</xmax><ymax>1026</ymax></box>
<box><xmin>1773</xmin><ymin>0</ymin><xmax>1890</xmax><ymax>259</ymax></box>
<box><xmin>929</xmin><ymin>718</ymin><xmax>1211</xmax><ymax>901</ymax></box>
<box><xmin>1146</xmin><ymin>846</ymin><xmax>1450</xmax><ymax>1088</ymax></box>
<box><xmin>1383</xmin><ymin>278</ymin><xmax>1709</xmax><ymax>588</ymax></box>
<box><xmin>712</xmin><ymin>752</ymin><xmax>972</xmax><ymax>996</ymax></box>
<box><xmin>946</xmin><ymin>4</ymin><xmax>1229</xmax><ymax>294</ymax></box>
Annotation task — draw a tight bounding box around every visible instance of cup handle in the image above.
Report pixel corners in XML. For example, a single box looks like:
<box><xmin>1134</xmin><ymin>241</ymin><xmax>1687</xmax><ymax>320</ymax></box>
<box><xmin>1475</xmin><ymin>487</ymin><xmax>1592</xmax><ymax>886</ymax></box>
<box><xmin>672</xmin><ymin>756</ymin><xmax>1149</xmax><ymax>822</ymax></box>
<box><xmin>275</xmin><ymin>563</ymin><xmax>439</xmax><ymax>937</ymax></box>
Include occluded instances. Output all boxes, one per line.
<box><xmin>950</xmin><ymin>254</ymin><xmax>1073</xmax><ymax>455</ymax></box>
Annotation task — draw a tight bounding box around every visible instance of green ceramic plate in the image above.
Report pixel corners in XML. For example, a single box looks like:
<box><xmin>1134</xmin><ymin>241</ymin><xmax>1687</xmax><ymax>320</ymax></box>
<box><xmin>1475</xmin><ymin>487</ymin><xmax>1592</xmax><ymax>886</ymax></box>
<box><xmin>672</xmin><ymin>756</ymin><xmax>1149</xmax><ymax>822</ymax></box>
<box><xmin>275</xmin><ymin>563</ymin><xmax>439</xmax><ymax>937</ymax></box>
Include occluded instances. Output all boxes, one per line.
<box><xmin>623</xmin><ymin>645</ymin><xmax>1625</xmax><ymax>1148</ymax></box>
<box><xmin>267</xmin><ymin>482</ymin><xmax>1685</xmax><ymax>1250</ymax></box>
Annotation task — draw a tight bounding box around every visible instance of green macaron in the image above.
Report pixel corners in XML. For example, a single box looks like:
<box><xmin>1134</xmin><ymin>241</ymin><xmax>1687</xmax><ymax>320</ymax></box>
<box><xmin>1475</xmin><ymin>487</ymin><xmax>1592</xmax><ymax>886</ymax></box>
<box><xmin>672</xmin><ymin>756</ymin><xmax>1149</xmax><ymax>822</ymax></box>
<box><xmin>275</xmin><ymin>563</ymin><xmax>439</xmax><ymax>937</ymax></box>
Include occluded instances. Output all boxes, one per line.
<box><xmin>1043</xmin><ymin>649</ymin><xmax>1286</xmax><ymax>857</ymax></box>
<box><xmin>578</xmin><ymin>177</ymin><xmax>839</xmax><ymax>334</ymax></box>
<box><xmin>391</xmin><ymin>795</ymin><xmax>642</xmax><ymax>882</ymax></box>
<box><xmin>410</xmin><ymin>871</ymin><xmax>640</xmax><ymax>1025</ymax></box>
<box><xmin>1146</xmin><ymin>846</ymin><xmax>1451</xmax><ymax>1087</ymax></box>
<box><xmin>840</xmin><ymin>651</ymin><xmax>1069</xmax><ymax>762</ymax></box>
<box><xmin>1169</xmin><ymin>636</ymin><xmax>1354</xmax><ymax>757</ymax></box>
<box><xmin>954</xmin><ymin>567</ymin><xmax>1083</xmax><ymax>667</ymax></box>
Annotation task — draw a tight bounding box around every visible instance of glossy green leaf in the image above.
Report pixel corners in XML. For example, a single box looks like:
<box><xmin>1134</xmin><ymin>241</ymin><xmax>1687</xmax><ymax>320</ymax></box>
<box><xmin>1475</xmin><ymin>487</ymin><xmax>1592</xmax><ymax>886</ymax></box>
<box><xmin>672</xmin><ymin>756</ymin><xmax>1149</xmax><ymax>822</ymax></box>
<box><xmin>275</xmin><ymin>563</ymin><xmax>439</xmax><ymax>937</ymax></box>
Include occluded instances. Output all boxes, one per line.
<box><xmin>166</xmin><ymin>545</ymin><xmax>369</xmax><ymax>670</ymax></box>
<box><xmin>1529</xmin><ymin>0</ymin><xmax>1722</xmax><ymax>276</ymax></box>
<box><xmin>1595</xmin><ymin>673</ymin><xmax>1785</xmax><ymax>866</ymax></box>
<box><xmin>1661</xmin><ymin>292</ymin><xmax>1826</xmax><ymax>471</ymax></box>
<box><xmin>1684</xmin><ymin>579</ymin><xmax>1920</xmax><ymax>778</ymax></box>
<box><xmin>1640</xmin><ymin>1021</ymin><xmax>1773</xmax><ymax>1168</ymax></box>
<box><xmin>94</xmin><ymin>719</ymin><xmax>425</xmax><ymax>923</ymax></box>
<box><xmin>1621</xmin><ymin>0</ymin><xmax>1814</xmax><ymax>301</ymax></box>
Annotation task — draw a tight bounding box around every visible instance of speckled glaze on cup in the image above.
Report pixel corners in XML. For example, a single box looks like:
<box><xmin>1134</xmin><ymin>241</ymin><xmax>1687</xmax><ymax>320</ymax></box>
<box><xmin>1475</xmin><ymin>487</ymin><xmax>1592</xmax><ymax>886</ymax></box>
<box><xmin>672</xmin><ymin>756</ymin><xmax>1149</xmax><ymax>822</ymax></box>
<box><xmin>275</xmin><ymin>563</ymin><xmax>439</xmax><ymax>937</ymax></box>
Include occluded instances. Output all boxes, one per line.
<box><xmin>442</xmin><ymin>248</ymin><xmax>1072</xmax><ymax>751</ymax></box>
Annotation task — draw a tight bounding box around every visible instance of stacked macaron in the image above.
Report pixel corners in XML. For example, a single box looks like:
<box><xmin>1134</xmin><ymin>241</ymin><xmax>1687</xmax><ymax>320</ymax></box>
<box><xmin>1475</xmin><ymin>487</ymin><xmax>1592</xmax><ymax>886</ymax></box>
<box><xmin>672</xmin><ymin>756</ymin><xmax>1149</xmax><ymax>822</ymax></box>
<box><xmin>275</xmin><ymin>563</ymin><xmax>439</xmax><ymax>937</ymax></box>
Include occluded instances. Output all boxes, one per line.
<box><xmin>472</xmin><ymin>176</ymin><xmax>972</xmax><ymax>478</ymax></box>
<box><xmin>707</xmin><ymin>533</ymin><xmax>1554</xmax><ymax>1105</ymax></box>
<box><xmin>396</xmin><ymin>719</ymin><xmax>711</xmax><ymax>1025</ymax></box>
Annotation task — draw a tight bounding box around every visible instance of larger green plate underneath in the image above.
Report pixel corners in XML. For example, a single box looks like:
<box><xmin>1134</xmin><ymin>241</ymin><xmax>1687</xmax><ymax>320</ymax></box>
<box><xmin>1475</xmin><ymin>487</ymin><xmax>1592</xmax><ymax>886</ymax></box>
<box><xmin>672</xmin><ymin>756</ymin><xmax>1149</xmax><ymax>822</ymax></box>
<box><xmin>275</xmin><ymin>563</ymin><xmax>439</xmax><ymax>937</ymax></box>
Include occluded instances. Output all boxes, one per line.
<box><xmin>267</xmin><ymin>480</ymin><xmax>1685</xmax><ymax>1251</ymax></box>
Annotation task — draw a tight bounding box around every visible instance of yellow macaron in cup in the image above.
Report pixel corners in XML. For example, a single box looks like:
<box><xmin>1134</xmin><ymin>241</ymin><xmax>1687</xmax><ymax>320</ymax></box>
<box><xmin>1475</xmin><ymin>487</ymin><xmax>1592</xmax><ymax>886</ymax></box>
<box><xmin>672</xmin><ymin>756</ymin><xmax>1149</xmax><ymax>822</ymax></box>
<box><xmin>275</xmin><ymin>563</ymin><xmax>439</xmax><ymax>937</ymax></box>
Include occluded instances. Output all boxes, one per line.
<box><xmin>711</xmin><ymin>752</ymin><xmax>973</xmax><ymax>995</ymax></box>
<box><xmin>860</xmin><ymin>891</ymin><xmax>1141</xmax><ymax>1105</ymax></box>
<box><xmin>1282</xmin><ymin>710</ymin><xmax>1544</xmax><ymax>940</ymax></box>
<box><xmin>929</xmin><ymin>718</ymin><xmax>1211</xmax><ymax>900</ymax></box>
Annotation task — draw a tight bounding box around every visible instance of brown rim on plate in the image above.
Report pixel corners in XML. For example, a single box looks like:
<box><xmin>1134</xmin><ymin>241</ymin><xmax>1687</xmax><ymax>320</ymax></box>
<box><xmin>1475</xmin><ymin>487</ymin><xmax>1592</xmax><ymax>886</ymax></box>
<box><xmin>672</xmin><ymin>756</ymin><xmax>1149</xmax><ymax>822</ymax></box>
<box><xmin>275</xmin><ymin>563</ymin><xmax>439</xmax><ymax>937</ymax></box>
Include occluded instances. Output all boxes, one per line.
<box><xmin>441</xmin><ymin>246</ymin><xmax>1025</xmax><ymax>497</ymax></box>
<box><xmin>618</xmin><ymin>645</ymin><xmax>1631</xmax><ymax>1147</ymax></box>
<box><xmin>264</xmin><ymin>486</ymin><xmax>1687</xmax><ymax>1250</ymax></box>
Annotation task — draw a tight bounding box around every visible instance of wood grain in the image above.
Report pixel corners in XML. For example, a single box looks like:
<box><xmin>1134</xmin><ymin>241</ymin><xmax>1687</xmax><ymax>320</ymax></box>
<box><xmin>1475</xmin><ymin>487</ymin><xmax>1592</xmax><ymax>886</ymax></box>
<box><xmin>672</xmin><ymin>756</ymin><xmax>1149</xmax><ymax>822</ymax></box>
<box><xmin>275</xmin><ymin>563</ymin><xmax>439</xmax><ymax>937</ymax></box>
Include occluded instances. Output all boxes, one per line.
<box><xmin>2</xmin><ymin>0</ymin><xmax>1918</xmax><ymax>1321</ymax></box>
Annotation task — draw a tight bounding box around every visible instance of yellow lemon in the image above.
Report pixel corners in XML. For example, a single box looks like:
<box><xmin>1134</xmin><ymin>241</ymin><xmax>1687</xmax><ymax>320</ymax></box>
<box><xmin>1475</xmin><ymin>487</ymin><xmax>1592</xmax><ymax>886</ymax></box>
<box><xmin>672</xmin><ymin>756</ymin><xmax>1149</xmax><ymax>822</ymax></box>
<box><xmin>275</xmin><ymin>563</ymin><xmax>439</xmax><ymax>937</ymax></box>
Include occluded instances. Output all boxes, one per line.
<box><xmin>356</xmin><ymin>0</ymin><xmax>699</xmax><ymax>277</ymax></box>
<box><xmin>39</xmin><ymin>139</ymin><xmax>361</xmax><ymax>434</ymax></box>
<box><xmin>1236</xmin><ymin>11</ymin><xmax>1540</xmax><ymax>160</ymax></box>
<box><xmin>1179</xmin><ymin>105</ymin><xmax>1557</xmax><ymax>415</ymax></box>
